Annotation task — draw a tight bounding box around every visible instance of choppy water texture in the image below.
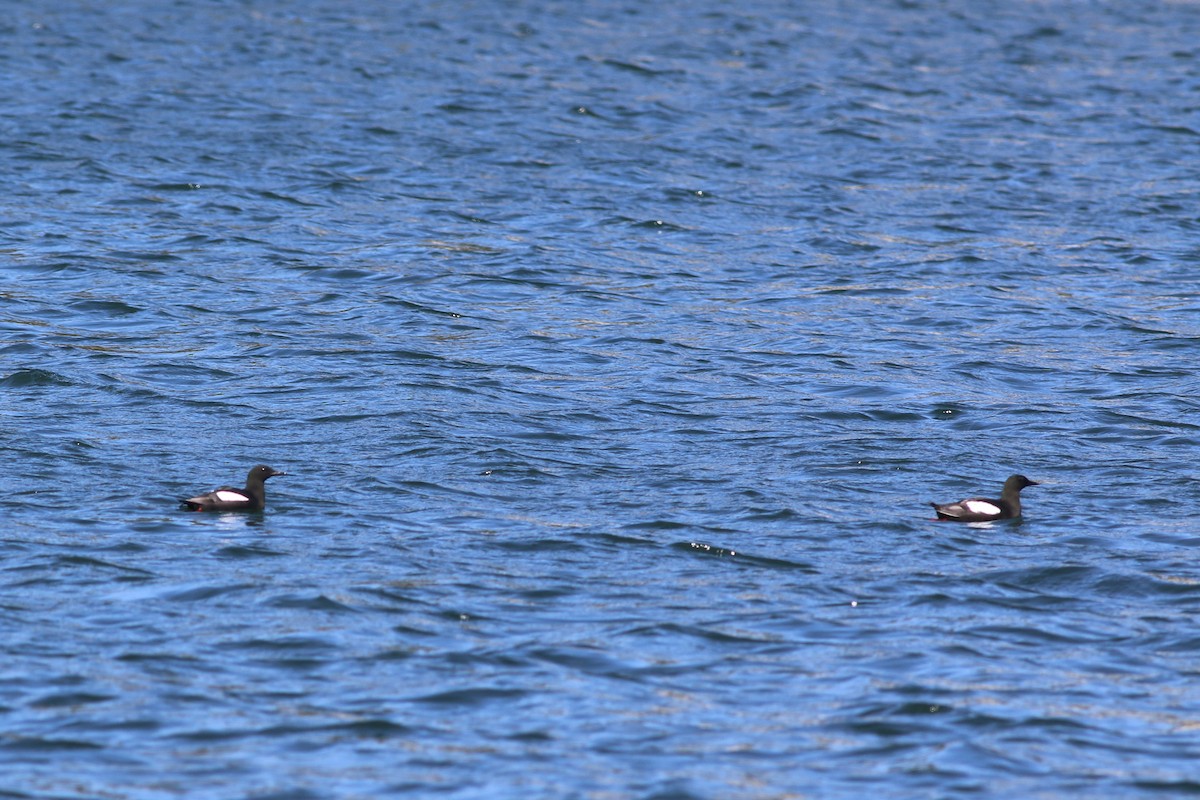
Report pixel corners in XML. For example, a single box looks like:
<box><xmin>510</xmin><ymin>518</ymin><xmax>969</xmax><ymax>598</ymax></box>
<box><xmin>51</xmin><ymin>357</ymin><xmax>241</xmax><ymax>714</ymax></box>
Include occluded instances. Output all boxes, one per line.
<box><xmin>3</xmin><ymin>1</ymin><xmax>1200</xmax><ymax>797</ymax></box>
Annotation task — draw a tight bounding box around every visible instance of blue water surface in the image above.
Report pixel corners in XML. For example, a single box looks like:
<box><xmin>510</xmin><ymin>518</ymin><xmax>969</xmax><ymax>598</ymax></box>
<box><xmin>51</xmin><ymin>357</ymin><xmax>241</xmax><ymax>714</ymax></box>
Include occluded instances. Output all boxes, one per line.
<box><xmin>3</xmin><ymin>1</ymin><xmax>1200</xmax><ymax>798</ymax></box>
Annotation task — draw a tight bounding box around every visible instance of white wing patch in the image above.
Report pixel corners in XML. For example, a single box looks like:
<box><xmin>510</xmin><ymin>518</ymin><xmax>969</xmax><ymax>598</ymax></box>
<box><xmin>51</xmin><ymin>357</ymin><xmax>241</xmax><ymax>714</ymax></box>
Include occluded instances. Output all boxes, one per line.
<box><xmin>214</xmin><ymin>489</ymin><xmax>250</xmax><ymax>503</ymax></box>
<box><xmin>962</xmin><ymin>500</ymin><xmax>1001</xmax><ymax>516</ymax></box>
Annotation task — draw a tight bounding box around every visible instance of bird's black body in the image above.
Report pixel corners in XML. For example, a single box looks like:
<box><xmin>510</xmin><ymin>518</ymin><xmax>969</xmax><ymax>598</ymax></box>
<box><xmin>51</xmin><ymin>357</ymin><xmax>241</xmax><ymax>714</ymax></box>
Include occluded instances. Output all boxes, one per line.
<box><xmin>931</xmin><ymin>474</ymin><xmax>1038</xmax><ymax>522</ymax></box>
<box><xmin>181</xmin><ymin>465</ymin><xmax>285</xmax><ymax>512</ymax></box>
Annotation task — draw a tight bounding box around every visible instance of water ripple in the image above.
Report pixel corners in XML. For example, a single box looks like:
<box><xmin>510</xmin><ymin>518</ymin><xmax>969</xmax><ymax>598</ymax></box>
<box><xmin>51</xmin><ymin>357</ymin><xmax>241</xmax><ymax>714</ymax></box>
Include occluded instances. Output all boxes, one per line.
<box><xmin>3</xmin><ymin>1</ymin><xmax>1200</xmax><ymax>798</ymax></box>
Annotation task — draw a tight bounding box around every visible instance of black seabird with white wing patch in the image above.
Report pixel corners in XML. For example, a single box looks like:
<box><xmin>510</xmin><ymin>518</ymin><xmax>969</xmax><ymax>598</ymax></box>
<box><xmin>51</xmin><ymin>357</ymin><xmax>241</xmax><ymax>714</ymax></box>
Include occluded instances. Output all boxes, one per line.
<box><xmin>181</xmin><ymin>464</ymin><xmax>285</xmax><ymax>512</ymax></box>
<box><xmin>931</xmin><ymin>474</ymin><xmax>1038</xmax><ymax>522</ymax></box>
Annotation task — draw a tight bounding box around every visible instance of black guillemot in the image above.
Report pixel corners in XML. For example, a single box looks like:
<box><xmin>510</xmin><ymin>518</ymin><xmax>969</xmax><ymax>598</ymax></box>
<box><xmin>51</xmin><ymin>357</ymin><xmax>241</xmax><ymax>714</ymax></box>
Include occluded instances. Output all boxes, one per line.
<box><xmin>181</xmin><ymin>464</ymin><xmax>285</xmax><ymax>512</ymax></box>
<box><xmin>930</xmin><ymin>474</ymin><xmax>1038</xmax><ymax>522</ymax></box>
